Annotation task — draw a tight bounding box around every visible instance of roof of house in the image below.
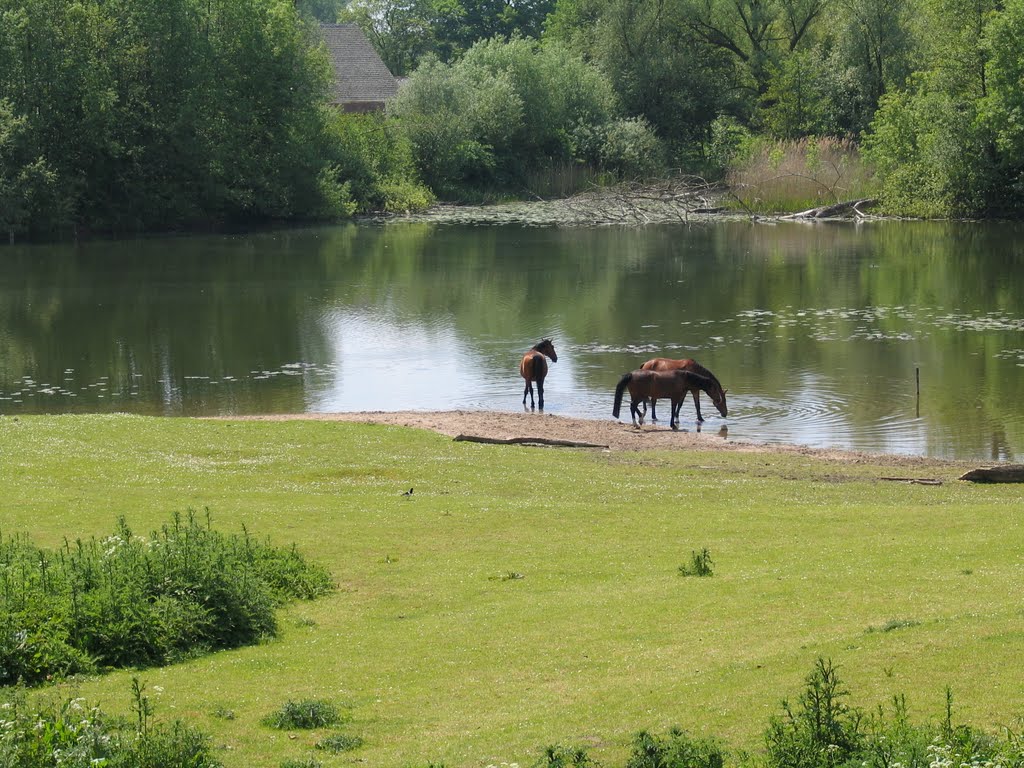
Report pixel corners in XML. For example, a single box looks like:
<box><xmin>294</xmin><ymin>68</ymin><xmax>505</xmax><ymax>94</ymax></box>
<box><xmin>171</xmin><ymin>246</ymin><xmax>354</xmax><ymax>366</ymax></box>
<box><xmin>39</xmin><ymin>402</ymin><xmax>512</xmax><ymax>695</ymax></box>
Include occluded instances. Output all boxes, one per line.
<box><xmin>320</xmin><ymin>23</ymin><xmax>399</xmax><ymax>106</ymax></box>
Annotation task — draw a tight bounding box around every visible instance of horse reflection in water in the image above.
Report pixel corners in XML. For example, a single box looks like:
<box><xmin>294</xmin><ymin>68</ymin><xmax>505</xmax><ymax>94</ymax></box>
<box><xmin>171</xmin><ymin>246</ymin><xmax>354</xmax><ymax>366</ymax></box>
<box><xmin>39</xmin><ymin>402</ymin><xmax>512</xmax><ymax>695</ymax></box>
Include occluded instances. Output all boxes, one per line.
<box><xmin>639</xmin><ymin>358</ymin><xmax>728</xmax><ymax>422</ymax></box>
<box><xmin>613</xmin><ymin>368</ymin><xmax>721</xmax><ymax>430</ymax></box>
<box><xmin>519</xmin><ymin>339</ymin><xmax>557</xmax><ymax>410</ymax></box>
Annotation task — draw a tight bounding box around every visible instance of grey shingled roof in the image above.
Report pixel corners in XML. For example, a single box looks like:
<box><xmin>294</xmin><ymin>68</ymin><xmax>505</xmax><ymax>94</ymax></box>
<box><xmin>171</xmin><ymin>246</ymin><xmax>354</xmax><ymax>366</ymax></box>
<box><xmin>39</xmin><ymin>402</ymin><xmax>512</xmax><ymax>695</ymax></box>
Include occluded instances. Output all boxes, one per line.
<box><xmin>320</xmin><ymin>23</ymin><xmax>399</xmax><ymax>106</ymax></box>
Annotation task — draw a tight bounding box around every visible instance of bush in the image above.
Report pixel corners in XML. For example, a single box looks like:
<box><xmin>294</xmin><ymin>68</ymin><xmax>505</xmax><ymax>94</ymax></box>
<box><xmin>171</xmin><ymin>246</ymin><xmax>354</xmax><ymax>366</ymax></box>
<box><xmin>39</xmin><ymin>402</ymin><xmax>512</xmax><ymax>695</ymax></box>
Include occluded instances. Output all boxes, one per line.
<box><xmin>626</xmin><ymin>728</ymin><xmax>725</xmax><ymax>768</ymax></box>
<box><xmin>315</xmin><ymin>733</ymin><xmax>364</xmax><ymax>752</ymax></box>
<box><xmin>0</xmin><ymin>683</ymin><xmax>222</xmax><ymax>768</ymax></box>
<box><xmin>764</xmin><ymin>658</ymin><xmax>863</xmax><ymax>768</ymax></box>
<box><xmin>863</xmin><ymin>79</ymin><xmax>994</xmax><ymax>217</ymax></box>
<box><xmin>678</xmin><ymin>548</ymin><xmax>714</xmax><ymax>577</ymax></box>
<box><xmin>263</xmin><ymin>699</ymin><xmax>344</xmax><ymax>730</ymax></box>
<box><xmin>596</xmin><ymin>118</ymin><xmax>665</xmax><ymax>180</ymax></box>
<box><xmin>325</xmin><ymin>111</ymin><xmax>433</xmax><ymax>213</ymax></box>
<box><xmin>536</xmin><ymin>744</ymin><xmax>597</xmax><ymax>767</ymax></box>
<box><xmin>0</xmin><ymin>511</ymin><xmax>334</xmax><ymax>686</ymax></box>
<box><xmin>389</xmin><ymin>37</ymin><xmax>622</xmax><ymax>197</ymax></box>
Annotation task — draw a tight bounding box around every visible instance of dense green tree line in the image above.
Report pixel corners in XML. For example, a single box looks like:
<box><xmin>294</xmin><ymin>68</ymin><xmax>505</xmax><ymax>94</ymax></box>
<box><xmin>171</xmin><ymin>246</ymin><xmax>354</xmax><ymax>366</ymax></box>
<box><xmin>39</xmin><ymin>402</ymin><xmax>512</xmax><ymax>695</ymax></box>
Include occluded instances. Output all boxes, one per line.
<box><xmin>5</xmin><ymin>0</ymin><xmax>1024</xmax><ymax>238</ymax></box>
<box><xmin>355</xmin><ymin>0</ymin><xmax>1024</xmax><ymax>216</ymax></box>
<box><xmin>0</xmin><ymin>0</ymin><xmax>332</xmax><ymax>235</ymax></box>
<box><xmin>0</xmin><ymin>0</ymin><xmax>431</xmax><ymax>239</ymax></box>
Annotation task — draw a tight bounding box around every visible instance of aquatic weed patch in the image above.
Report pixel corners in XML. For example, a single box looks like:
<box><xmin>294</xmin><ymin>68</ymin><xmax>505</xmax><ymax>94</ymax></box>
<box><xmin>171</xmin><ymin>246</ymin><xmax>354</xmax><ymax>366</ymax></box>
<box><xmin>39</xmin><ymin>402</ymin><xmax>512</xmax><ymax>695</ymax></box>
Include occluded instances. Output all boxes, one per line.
<box><xmin>0</xmin><ymin>511</ymin><xmax>333</xmax><ymax>685</ymax></box>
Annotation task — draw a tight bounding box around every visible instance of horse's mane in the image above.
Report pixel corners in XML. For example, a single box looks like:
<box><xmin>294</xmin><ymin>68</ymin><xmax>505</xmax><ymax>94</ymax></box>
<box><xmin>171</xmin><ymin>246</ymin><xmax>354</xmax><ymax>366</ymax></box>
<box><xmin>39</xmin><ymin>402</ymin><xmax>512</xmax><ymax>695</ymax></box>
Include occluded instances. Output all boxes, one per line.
<box><xmin>678</xmin><ymin>369</ymin><xmax>714</xmax><ymax>390</ymax></box>
<box><xmin>532</xmin><ymin>339</ymin><xmax>552</xmax><ymax>351</ymax></box>
<box><xmin>687</xmin><ymin>360</ymin><xmax>722</xmax><ymax>391</ymax></box>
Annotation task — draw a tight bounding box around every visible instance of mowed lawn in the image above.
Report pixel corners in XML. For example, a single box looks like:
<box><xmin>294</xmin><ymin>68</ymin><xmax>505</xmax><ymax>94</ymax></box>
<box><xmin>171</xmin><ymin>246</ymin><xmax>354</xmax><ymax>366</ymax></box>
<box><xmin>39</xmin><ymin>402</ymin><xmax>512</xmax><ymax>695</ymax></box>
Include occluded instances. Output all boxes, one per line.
<box><xmin>1</xmin><ymin>414</ymin><xmax>1022</xmax><ymax>767</ymax></box>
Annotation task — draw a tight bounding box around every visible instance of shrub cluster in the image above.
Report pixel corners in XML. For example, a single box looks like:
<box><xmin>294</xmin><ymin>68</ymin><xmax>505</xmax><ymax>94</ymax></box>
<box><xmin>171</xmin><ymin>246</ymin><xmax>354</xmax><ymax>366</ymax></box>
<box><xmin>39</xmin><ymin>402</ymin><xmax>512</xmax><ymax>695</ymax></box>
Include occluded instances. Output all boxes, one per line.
<box><xmin>0</xmin><ymin>511</ymin><xmax>333</xmax><ymax>686</ymax></box>
<box><xmin>537</xmin><ymin>659</ymin><xmax>1024</xmax><ymax>768</ymax></box>
<box><xmin>0</xmin><ymin>682</ymin><xmax>222</xmax><ymax>768</ymax></box>
<box><xmin>388</xmin><ymin>37</ymin><xmax>664</xmax><ymax>198</ymax></box>
<box><xmin>263</xmin><ymin>699</ymin><xmax>344</xmax><ymax>730</ymax></box>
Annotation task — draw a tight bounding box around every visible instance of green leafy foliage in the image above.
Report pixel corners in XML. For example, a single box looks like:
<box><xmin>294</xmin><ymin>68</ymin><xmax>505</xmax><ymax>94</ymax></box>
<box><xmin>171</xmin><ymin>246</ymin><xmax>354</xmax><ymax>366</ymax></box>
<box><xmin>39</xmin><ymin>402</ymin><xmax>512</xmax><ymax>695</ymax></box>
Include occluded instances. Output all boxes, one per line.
<box><xmin>626</xmin><ymin>728</ymin><xmax>725</xmax><ymax>768</ymax></box>
<box><xmin>0</xmin><ymin>685</ymin><xmax>223</xmax><ymax>768</ymax></box>
<box><xmin>324</xmin><ymin>111</ymin><xmax>434</xmax><ymax>213</ymax></box>
<box><xmin>0</xmin><ymin>511</ymin><xmax>333</xmax><ymax>686</ymax></box>
<box><xmin>537</xmin><ymin>744</ymin><xmax>597</xmax><ymax>767</ymax></box>
<box><xmin>389</xmin><ymin>36</ymin><xmax>634</xmax><ymax>196</ymax></box>
<box><xmin>263</xmin><ymin>699</ymin><xmax>344</xmax><ymax>730</ymax></box>
<box><xmin>0</xmin><ymin>0</ymin><xmax>353</xmax><ymax>237</ymax></box>
<box><xmin>315</xmin><ymin>733</ymin><xmax>364</xmax><ymax>752</ymax></box>
<box><xmin>765</xmin><ymin>658</ymin><xmax>863</xmax><ymax>768</ymax></box>
<box><xmin>678</xmin><ymin>548</ymin><xmax>715</xmax><ymax>578</ymax></box>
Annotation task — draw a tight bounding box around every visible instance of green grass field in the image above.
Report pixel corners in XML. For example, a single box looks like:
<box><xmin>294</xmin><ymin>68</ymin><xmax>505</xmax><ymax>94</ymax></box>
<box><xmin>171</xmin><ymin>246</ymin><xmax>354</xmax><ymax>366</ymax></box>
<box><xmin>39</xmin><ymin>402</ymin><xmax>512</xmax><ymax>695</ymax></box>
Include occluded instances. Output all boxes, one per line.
<box><xmin>2</xmin><ymin>414</ymin><xmax>1022</xmax><ymax>767</ymax></box>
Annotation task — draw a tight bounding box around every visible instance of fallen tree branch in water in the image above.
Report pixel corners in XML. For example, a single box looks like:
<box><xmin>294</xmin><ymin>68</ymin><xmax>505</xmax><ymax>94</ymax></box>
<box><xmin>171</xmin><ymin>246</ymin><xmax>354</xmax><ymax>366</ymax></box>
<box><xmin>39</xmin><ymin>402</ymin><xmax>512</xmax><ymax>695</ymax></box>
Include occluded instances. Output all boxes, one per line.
<box><xmin>780</xmin><ymin>198</ymin><xmax>879</xmax><ymax>219</ymax></box>
<box><xmin>559</xmin><ymin>175</ymin><xmax>725</xmax><ymax>225</ymax></box>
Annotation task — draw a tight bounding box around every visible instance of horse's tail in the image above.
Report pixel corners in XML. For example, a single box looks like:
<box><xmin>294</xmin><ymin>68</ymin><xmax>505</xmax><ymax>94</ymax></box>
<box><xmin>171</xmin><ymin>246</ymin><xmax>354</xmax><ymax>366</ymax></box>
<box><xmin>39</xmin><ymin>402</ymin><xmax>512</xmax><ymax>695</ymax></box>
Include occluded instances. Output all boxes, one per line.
<box><xmin>612</xmin><ymin>372</ymin><xmax>632</xmax><ymax>418</ymax></box>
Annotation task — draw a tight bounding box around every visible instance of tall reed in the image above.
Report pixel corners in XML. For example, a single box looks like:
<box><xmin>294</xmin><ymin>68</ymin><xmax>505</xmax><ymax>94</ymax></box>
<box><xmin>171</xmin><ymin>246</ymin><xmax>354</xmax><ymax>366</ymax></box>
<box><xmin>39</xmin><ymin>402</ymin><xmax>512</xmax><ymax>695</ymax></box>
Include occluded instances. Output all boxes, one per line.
<box><xmin>727</xmin><ymin>137</ymin><xmax>878</xmax><ymax>213</ymax></box>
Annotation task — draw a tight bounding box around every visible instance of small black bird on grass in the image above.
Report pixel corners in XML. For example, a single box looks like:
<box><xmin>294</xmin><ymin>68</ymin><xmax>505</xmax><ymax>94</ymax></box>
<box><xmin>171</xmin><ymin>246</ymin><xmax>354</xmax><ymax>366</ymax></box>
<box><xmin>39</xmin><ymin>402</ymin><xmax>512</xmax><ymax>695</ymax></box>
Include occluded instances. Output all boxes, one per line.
<box><xmin>401</xmin><ymin>488</ymin><xmax>413</xmax><ymax>497</ymax></box>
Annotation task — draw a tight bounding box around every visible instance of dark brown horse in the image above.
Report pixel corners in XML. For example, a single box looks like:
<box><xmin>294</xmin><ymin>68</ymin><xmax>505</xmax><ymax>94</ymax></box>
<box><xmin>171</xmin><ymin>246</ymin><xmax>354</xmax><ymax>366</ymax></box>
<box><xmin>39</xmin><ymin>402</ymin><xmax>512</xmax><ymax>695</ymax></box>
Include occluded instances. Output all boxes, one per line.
<box><xmin>520</xmin><ymin>339</ymin><xmax>557</xmax><ymax>410</ymax></box>
<box><xmin>612</xmin><ymin>368</ymin><xmax>718</xmax><ymax>430</ymax></box>
<box><xmin>639</xmin><ymin>358</ymin><xmax>727</xmax><ymax>422</ymax></box>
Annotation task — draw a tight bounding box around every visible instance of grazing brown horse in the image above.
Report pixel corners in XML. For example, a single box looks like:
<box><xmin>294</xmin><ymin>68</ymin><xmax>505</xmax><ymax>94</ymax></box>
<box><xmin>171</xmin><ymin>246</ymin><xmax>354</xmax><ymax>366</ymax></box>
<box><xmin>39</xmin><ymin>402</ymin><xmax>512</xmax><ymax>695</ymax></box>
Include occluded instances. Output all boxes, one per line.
<box><xmin>639</xmin><ymin>358</ymin><xmax>727</xmax><ymax>422</ymax></box>
<box><xmin>612</xmin><ymin>368</ymin><xmax>718</xmax><ymax>430</ymax></box>
<box><xmin>520</xmin><ymin>339</ymin><xmax>557</xmax><ymax>410</ymax></box>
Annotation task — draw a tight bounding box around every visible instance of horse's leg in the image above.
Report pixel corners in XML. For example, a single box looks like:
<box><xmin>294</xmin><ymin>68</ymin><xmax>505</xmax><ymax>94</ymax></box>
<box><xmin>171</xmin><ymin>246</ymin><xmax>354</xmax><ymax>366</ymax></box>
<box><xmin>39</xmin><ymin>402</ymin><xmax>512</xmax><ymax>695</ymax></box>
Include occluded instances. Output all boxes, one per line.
<box><xmin>629</xmin><ymin>398</ymin><xmax>640</xmax><ymax>426</ymax></box>
<box><xmin>670</xmin><ymin>397</ymin><xmax>680</xmax><ymax>430</ymax></box>
<box><xmin>650</xmin><ymin>397</ymin><xmax>658</xmax><ymax>421</ymax></box>
<box><xmin>693</xmin><ymin>389</ymin><xmax>704</xmax><ymax>422</ymax></box>
<box><xmin>523</xmin><ymin>380</ymin><xmax>535</xmax><ymax>409</ymax></box>
<box><xmin>537</xmin><ymin>377</ymin><xmax>545</xmax><ymax>410</ymax></box>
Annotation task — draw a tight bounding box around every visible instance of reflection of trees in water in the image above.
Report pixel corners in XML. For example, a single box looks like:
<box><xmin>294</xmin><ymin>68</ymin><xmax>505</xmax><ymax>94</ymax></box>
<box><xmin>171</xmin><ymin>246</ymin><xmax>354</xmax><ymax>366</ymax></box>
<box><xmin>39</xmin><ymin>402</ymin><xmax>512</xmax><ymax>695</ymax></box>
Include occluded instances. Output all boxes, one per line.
<box><xmin>1</xmin><ymin>220</ymin><xmax>1022</xmax><ymax>456</ymax></box>
<box><xmin>314</xmin><ymin>219</ymin><xmax>1024</xmax><ymax>455</ymax></box>
<box><xmin>0</xmin><ymin>234</ymin><xmax>337</xmax><ymax>414</ymax></box>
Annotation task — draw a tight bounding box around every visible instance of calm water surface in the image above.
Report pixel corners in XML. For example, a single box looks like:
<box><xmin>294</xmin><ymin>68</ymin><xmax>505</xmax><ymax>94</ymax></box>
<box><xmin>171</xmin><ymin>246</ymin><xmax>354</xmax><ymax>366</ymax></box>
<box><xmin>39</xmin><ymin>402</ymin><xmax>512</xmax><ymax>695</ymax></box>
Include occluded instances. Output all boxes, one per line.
<box><xmin>2</xmin><ymin>219</ymin><xmax>1023</xmax><ymax>460</ymax></box>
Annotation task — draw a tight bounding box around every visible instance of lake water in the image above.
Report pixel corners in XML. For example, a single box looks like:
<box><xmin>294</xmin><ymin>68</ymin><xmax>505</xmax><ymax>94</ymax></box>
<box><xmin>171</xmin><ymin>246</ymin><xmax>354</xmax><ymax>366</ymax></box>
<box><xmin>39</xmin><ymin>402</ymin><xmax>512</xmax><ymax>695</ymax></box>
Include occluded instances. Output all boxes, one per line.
<box><xmin>2</xmin><ymin>219</ymin><xmax>1023</xmax><ymax>460</ymax></box>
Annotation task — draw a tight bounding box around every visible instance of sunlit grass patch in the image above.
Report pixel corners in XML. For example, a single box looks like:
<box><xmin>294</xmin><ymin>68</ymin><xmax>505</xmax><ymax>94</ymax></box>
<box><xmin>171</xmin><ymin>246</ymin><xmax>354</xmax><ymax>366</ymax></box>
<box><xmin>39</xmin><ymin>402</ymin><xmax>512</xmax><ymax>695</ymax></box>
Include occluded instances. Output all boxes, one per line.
<box><xmin>2</xmin><ymin>415</ymin><xmax>1022</xmax><ymax>768</ymax></box>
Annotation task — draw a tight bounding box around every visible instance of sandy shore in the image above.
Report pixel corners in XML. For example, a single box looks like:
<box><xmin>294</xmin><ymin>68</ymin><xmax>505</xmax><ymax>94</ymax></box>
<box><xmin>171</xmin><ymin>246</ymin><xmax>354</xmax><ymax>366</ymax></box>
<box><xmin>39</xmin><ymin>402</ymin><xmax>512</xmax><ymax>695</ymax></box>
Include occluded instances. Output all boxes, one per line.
<box><xmin>224</xmin><ymin>409</ymin><xmax>971</xmax><ymax>471</ymax></box>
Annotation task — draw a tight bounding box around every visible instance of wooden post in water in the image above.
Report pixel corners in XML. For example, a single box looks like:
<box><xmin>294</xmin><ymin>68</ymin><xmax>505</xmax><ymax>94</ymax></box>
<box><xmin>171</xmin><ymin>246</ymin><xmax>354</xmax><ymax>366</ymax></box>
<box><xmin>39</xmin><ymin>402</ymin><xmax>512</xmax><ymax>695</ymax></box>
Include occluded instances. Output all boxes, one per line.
<box><xmin>916</xmin><ymin>366</ymin><xmax>920</xmax><ymax>418</ymax></box>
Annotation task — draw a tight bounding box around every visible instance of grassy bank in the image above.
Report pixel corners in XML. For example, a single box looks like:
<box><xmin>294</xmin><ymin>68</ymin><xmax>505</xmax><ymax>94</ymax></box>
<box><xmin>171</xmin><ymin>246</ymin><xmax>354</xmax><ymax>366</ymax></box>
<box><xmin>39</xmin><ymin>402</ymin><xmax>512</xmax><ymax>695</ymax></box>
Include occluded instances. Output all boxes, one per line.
<box><xmin>1</xmin><ymin>414</ymin><xmax>1022</xmax><ymax>767</ymax></box>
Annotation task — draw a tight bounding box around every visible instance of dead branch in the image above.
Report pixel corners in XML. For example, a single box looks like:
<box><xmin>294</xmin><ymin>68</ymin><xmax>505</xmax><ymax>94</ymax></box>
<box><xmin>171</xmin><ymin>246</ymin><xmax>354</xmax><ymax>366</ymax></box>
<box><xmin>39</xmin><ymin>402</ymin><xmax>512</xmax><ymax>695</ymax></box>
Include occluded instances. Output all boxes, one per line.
<box><xmin>558</xmin><ymin>175</ymin><xmax>725</xmax><ymax>225</ymax></box>
<box><xmin>454</xmin><ymin>434</ymin><xmax>609</xmax><ymax>449</ymax></box>
<box><xmin>879</xmin><ymin>476</ymin><xmax>943</xmax><ymax>486</ymax></box>
<box><xmin>781</xmin><ymin>198</ymin><xmax>878</xmax><ymax>219</ymax></box>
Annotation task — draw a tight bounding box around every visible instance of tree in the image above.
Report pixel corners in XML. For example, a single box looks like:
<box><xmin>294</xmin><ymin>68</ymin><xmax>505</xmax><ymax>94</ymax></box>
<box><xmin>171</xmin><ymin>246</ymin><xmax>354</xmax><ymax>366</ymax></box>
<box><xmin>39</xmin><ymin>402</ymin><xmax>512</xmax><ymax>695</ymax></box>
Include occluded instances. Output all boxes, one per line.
<box><xmin>339</xmin><ymin>0</ymin><xmax>439</xmax><ymax>75</ymax></box>
<box><xmin>545</xmin><ymin>0</ymin><xmax>735</xmax><ymax>167</ymax></box>
<box><xmin>678</xmin><ymin>0</ymin><xmax>829</xmax><ymax>96</ymax></box>
<box><xmin>388</xmin><ymin>37</ymin><xmax>629</xmax><ymax>195</ymax></box>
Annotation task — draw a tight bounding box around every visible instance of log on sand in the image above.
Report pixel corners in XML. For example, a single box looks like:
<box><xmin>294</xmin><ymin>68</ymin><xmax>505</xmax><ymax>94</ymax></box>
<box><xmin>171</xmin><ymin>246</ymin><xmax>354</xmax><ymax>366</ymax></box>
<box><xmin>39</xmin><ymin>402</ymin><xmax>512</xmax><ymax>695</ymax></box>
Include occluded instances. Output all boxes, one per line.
<box><xmin>958</xmin><ymin>464</ymin><xmax>1024</xmax><ymax>483</ymax></box>
<box><xmin>454</xmin><ymin>434</ymin><xmax>609</xmax><ymax>449</ymax></box>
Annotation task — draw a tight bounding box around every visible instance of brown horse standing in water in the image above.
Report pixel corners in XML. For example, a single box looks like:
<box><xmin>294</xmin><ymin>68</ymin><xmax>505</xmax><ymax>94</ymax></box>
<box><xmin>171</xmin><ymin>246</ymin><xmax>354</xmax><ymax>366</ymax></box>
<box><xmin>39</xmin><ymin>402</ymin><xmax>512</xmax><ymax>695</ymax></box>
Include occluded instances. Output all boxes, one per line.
<box><xmin>520</xmin><ymin>339</ymin><xmax>557</xmax><ymax>410</ymax></box>
<box><xmin>612</xmin><ymin>368</ymin><xmax>718</xmax><ymax>430</ymax></box>
<box><xmin>640</xmin><ymin>358</ymin><xmax>727</xmax><ymax>422</ymax></box>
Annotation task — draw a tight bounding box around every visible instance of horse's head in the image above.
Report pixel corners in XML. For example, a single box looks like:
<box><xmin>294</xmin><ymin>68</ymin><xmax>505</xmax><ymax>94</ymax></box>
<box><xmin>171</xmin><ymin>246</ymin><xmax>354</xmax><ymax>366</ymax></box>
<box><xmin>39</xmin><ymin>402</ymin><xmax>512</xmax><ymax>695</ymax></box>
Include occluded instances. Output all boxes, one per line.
<box><xmin>537</xmin><ymin>339</ymin><xmax>557</xmax><ymax>362</ymax></box>
<box><xmin>711</xmin><ymin>387</ymin><xmax>728</xmax><ymax>417</ymax></box>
